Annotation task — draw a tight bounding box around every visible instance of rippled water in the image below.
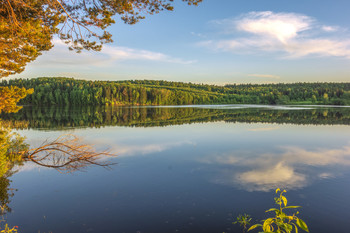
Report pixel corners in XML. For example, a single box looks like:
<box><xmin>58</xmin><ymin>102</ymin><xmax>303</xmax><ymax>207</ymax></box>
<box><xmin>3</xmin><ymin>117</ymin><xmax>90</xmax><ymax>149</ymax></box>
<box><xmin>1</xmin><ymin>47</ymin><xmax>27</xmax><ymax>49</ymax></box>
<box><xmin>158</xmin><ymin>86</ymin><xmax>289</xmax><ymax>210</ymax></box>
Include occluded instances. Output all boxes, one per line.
<box><xmin>3</xmin><ymin>105</ymin><xmax>350</xmax><ymax>233</ymax></box>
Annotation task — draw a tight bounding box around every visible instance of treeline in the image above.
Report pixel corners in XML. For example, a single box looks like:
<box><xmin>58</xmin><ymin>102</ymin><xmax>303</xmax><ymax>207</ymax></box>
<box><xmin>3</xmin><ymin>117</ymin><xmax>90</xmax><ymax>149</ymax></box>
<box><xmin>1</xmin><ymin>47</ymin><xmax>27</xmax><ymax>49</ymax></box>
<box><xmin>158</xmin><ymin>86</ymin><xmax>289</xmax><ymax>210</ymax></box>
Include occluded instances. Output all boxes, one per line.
<box><xmin>1</xmin><ymin>77</ymin><xmax>350</xmax><ymax>106</ymax></box>
<box><xmin>2</xmin><ymin>105</ymin><xmax>350</xmax><ymax>130</ymax></box>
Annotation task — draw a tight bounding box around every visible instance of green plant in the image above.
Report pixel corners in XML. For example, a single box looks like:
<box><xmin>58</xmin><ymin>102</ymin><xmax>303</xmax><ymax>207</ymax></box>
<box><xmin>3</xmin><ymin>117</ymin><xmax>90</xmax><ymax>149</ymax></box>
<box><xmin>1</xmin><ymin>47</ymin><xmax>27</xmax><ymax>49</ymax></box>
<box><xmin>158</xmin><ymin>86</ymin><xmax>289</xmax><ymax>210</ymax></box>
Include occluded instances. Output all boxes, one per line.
<box><xmin>248</xmin><ymin>188</ymin><xmax>309</xmax><ymax>233</ymax></box>
<box><xmin>0</xmin><ymin>223</ymin><xmax>18</xmax><ymax>233</ymax></box>
<box><xmin>0</xmin><ymin>205</ymin><xmax>18</xmax><ymax>233</ymax></box>
<box><xmin>233</xmin><ymin>214</ymin><xmax>252</xmax><ymax>233</ymax></box>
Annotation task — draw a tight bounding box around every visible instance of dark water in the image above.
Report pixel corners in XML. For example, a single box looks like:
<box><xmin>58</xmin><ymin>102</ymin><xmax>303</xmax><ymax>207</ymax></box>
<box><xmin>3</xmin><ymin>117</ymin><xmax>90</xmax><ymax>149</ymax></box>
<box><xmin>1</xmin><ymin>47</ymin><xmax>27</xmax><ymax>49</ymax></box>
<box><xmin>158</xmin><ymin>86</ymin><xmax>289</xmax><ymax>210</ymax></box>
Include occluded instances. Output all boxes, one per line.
<box><xmin>3</xmin><ymin>105</ymin><xmax>350</xmax><ymax>233</ymax></box>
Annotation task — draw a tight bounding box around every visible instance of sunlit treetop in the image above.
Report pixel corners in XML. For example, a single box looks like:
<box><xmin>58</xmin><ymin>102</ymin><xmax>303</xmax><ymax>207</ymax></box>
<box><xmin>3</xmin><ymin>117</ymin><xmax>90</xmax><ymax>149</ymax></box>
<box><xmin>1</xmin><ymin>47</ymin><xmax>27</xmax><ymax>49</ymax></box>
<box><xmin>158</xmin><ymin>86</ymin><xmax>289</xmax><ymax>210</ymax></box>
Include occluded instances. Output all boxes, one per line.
<box><xmin>0</xmin><ymin>86</ymin><xmax>34</xmax><ymax>114</ymax></box>
<box><xmin>0</xmin><ymin>0</ymin><xmax>202</xmax><ymax>78</ymax></box>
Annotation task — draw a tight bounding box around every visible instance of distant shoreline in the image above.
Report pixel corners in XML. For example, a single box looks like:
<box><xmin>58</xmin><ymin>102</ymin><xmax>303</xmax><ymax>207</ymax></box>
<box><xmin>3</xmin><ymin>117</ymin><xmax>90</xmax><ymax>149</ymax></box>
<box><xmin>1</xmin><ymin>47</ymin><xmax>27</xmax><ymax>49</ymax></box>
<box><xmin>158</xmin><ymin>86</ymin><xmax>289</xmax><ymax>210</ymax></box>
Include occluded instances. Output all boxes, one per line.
<box><xmin>1</xmin><ymin>77</ymin><xmax>350</xmax><ymax>106</ymax></box>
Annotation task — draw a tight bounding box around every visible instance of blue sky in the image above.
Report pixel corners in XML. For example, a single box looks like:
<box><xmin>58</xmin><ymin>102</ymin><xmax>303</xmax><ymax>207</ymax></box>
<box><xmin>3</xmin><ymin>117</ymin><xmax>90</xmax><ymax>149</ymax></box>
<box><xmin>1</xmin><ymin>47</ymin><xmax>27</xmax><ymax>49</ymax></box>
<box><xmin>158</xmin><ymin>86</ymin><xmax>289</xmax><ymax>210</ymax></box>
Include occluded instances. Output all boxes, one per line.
<box><xmin>11</xmin><ymin>0</ymin><xmax>350</xmax><ymax>84</ymax></box>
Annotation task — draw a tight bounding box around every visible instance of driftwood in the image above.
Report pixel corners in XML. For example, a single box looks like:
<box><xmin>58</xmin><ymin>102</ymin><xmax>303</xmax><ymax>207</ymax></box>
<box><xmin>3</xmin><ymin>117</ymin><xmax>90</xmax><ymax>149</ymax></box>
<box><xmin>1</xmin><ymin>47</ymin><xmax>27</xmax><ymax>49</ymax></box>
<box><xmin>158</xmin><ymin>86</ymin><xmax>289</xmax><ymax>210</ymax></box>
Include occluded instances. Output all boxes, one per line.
<box><xmin>24</xmin><ymin>134</ymin><xmax>116</xmax><ymax>173</ymax></box>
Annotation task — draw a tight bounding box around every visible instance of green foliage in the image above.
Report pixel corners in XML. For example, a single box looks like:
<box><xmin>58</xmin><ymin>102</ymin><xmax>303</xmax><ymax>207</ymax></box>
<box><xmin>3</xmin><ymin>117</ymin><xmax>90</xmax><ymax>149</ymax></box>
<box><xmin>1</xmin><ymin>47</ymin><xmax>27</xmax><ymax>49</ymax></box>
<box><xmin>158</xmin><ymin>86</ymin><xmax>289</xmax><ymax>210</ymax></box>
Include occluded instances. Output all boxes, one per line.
<box><xmin>233</xmin><ymin>214</ymin><xmax>252</xmax><ymax>233</ymax></box>
<box><xmin>0</xmin><ymin>124</ymin><xmax>27</xmax><ymax>185</ymax></box>
<box><xmin>1</xmin><ymin>205</ymin><xmax>18</xmax><ymax>233</ymax></box>
<box><xmin>2</xmin><ymin>77</ymin><xmax>350</xmax><ymax>106</ymax></box>
<box><xmin>0</xmin><ymin>124</ymin><xmax>26</xmax><ymax>233</ymax></box>
<box><xmin>248</xmin><ymin>189</ymin><xmax>309</xmax><ymax>233</ymax></box>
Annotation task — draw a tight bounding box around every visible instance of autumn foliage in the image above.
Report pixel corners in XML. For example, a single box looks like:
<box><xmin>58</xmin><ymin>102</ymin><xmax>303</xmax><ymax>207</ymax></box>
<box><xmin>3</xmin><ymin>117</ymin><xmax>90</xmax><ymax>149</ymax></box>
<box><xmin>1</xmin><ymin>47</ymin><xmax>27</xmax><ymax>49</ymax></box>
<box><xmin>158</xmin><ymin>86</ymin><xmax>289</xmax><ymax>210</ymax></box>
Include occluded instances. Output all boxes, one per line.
<box><xmin>0</xmin><ymin>0</ymin><xmax>202</xmax><ymax>77</ymax></box>
<box><xmin>0</xmin><ymin>86</ymin><xmax>33</xmax><ymax>114</ymax></box>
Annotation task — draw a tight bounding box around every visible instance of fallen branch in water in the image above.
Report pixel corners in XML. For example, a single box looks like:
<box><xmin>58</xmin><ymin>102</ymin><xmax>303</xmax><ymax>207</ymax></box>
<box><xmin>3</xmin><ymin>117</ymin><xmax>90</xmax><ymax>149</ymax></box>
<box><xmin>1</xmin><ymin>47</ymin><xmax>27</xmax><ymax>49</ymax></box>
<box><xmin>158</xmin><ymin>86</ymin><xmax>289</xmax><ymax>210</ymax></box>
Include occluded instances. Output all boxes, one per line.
<box><xmin>24</xmin><ymin>134</ymin><xmax>116</xmax><ymax>173</ymax></box>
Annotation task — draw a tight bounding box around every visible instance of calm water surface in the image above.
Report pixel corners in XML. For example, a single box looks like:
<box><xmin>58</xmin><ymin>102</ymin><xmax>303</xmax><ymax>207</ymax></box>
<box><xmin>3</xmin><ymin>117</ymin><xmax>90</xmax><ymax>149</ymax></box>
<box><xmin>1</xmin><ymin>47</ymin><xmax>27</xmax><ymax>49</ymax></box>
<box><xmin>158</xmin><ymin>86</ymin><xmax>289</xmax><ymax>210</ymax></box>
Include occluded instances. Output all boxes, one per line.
<box><xmin>4</xmin><ymin>105</ymin><xmax>350</xmax><ymax>233</ymax></box>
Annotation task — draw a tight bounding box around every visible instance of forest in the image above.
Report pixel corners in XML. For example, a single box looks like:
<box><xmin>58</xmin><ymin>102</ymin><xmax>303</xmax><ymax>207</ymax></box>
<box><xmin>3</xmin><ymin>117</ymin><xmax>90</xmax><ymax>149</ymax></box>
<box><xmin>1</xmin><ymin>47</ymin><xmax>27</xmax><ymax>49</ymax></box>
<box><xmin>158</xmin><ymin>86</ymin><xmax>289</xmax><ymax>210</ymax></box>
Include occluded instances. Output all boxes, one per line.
<box><xmin>1</xmin><ymin>77</ymin><xmax>350</xmax><ymax>106</ymax></box>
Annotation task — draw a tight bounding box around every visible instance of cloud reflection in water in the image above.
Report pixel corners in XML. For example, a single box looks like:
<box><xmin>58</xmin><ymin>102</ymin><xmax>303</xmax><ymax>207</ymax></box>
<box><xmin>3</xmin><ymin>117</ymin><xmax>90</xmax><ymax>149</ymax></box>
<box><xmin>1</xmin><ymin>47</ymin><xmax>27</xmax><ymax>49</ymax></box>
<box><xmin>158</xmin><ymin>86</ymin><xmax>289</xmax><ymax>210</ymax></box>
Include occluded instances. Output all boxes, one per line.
<box><xmin>202</xmin><ymin>144</ymin><xmax>350</xmax><ymax>192</ymax></box>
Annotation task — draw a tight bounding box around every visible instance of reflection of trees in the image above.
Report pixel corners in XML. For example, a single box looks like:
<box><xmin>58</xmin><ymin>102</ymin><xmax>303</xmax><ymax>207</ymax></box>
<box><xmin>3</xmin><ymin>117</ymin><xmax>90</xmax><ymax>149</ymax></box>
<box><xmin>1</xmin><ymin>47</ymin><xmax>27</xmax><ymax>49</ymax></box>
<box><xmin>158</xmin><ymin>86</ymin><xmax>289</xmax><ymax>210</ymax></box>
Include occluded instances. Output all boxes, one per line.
<box><xmin>0</xmin><ymin>123</ymin><xmax>116</xmax><ymax>217</ymax></box>
<box><xmin>0</xmin><ymin>171</ymin><xmax>17</xmax><ymax>214</ymax></box>
<box><xmin>0</xmin><ymin>126</ymin><xmax>27</xmax><ymax>214</ymax></box>
<box><xmin>2</xmin><ymin>106</ymin><xmax>350</xmax><ymax>130</ymax></box>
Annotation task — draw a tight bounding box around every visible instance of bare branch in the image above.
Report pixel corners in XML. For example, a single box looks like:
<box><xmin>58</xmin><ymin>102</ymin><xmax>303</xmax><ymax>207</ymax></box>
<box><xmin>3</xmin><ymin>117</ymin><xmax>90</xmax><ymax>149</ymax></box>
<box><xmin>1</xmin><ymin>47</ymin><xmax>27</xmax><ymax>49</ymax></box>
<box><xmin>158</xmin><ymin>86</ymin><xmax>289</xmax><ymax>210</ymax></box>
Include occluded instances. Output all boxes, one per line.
<box><xmin>24</xmin><ymin>134</ymin><xmax>116</xmax><ymax>173</ymax></box>
<box><xmin>53</xmin><ymin>0</ymin><xmax>98</xmax><ymax>37</ymax></box>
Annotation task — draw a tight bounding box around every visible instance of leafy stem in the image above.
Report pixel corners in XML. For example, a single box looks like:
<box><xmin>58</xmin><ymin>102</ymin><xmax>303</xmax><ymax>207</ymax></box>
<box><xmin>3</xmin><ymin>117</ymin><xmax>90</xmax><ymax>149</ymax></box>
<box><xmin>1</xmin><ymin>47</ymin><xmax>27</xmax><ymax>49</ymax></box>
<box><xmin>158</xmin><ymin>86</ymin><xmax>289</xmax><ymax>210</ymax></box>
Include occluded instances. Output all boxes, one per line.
<box><xmin>235</xmin><ymin>188</ymin><xmax>309</xmax><ymax>233</ymax></box>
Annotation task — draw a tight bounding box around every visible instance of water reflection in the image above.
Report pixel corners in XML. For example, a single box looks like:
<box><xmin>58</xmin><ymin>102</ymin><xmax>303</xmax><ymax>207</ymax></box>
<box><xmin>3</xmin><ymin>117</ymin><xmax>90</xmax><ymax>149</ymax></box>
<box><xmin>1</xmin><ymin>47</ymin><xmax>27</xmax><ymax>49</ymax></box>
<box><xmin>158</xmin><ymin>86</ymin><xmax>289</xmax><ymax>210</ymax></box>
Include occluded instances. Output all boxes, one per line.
<box><xmin>109</xmin><ymin>141</ymin><xmax>196</xmax><ymax>157</ymax></box>
<box><xmin>3</xmin><ymin>105</ymin><xmax>350</xmax><ymax>233</ymax></box>
<box><xmin>202</xmin><ymin>144</ymin><xmax>350</xmax><ymax>192</ymax></box>
<box><xmin>0</xmin><ymin>122</ymin><xmax>116</xmax><ymax>220</ymax></box>
<box><xmin>0</xmin><ymin>126</ymin><xmax>27</xmax><ymax>216</ymax></box>
<box><xmin>1</xmin><ymin>105</ymin><xmax>350</xmax><ymax>130</ymax></box>
<box><xmin>0</xmin><ymin>171</ymin><xmax>16</xmax><ymax>214</ymax></box>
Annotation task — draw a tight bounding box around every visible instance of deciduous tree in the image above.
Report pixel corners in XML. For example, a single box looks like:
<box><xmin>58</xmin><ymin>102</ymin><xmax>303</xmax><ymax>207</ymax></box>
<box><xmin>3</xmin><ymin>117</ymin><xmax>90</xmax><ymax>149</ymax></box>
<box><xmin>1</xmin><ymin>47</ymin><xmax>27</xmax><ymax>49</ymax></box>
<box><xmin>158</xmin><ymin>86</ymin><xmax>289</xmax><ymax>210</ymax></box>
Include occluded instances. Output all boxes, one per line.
<box><xmin>0</xmin><ymin>86</ymin><xmax>33</xmax><ymax>114</ymax></box>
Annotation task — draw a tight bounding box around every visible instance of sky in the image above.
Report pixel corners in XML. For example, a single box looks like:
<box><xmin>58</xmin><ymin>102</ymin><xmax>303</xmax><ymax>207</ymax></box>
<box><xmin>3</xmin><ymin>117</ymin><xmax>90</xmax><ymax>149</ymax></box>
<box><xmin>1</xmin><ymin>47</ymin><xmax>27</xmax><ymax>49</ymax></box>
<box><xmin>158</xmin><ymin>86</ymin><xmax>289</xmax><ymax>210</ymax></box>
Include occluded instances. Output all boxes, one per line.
<box><xmin>10</xmin><ymin>0</ymin><xmax>350</xmax><ymax>84</ymax></box>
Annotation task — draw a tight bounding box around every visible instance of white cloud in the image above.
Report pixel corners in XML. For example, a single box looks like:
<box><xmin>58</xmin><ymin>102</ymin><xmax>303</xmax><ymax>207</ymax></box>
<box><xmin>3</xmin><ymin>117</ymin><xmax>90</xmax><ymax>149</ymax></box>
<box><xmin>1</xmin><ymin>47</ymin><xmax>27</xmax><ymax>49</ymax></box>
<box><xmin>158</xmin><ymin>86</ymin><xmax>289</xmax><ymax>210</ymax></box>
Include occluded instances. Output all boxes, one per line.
<box><xmin>201</xmin><ymin>11</ymin><xmax>350</xmax><ymax>59</ymax></box>
<box><xmin>102</xmin><ymin>46</ymin><xmax>196</xmax><ymax>64</ymax></box>
<box><xmin>34</xmin><ymin>39</ymin><xmax>195</xmax><ymax>67</ymax></box>
<box><xmin>236</xmin><ymin>11</ymin><xmax>312</xmax><ymax>43</ymax></box>
<box><xmin>283</xmin><ymin>39</ymin><xmax>350</xmax><ymax>58</ymax></box>
<box><xmin>322</xmin><ymin>25</ymin><xmax>338</xmax><ymax>32</ymax></box>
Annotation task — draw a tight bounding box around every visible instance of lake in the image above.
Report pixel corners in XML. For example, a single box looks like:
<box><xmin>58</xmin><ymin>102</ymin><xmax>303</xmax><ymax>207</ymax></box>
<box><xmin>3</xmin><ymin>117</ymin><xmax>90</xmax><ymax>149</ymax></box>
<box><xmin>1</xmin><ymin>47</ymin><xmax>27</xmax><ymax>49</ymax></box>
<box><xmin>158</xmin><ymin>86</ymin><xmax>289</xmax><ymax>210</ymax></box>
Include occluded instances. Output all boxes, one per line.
<box><xmin>3</xmin><ymin>104</ymin><xmax>350</xmax><ymax>233</ymax></box>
